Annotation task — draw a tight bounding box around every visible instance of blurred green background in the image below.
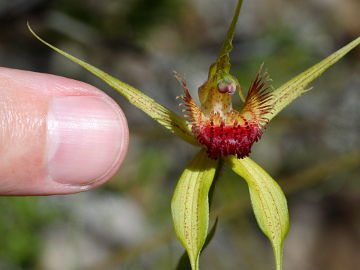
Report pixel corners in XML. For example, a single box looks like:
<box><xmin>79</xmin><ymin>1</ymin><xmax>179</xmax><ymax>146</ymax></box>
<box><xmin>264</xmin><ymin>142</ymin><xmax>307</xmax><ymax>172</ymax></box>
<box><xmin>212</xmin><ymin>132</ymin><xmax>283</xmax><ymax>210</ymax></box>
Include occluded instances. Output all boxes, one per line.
<box><xmin>0</xmin><ymin>0</ymin><xmax>360</xmax><ymax>269</ymax></box>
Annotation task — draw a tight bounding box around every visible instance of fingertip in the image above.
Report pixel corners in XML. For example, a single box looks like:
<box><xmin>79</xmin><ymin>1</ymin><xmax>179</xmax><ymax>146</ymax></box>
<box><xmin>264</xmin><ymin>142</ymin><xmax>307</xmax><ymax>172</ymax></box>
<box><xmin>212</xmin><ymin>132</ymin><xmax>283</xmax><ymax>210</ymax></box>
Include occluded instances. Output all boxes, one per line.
<box><xmin>0</xmin><ymin>68</ymin><xmax>129</xmax><ymax>195</ymax></box>
<box><xmin>47</xmin><ymin>95</ymin><xmax>129</xmax><ymax>191</ymax></box>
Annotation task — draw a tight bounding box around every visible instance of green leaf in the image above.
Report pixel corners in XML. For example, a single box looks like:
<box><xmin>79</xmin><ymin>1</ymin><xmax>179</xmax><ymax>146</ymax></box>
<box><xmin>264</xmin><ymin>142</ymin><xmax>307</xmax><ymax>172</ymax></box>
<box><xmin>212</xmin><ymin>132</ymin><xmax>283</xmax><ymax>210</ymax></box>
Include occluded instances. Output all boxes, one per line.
<box><xmin>176</xmin><ymin>218</ymin><xmax>218</xmax><ymax>270</ymax></box>
<box><xmin>225</xmin><ymin>156</ymin><xmax>289</xmax><ymax>270</ymax></box>
<box><xmin>27</xmin><ymin>23</ymin><xmax>198</xmax><ymax>146</ymax></box>
<box><xmin>266</xmin><ymin>36</ymin><xmax>360</xmax><ymax>121</ymax></box>
<box><xmin>209</xmin><ymin>0</ymin><xmax>243</xmax><ymax>77</ymax></box>
<box><xmin>171</xmin><ymin>150</ymin><xmax>218</xmax><ymax>270</ymax></box>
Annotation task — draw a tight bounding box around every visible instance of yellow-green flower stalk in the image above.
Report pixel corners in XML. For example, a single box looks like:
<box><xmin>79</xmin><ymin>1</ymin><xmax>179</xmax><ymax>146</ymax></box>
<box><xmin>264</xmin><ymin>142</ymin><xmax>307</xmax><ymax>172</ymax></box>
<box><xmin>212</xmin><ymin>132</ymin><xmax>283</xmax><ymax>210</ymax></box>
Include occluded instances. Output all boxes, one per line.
<box><xmin>28</xmin><ymin>0</ymin><xmax>360</xmax><ymax>269</ymax></box>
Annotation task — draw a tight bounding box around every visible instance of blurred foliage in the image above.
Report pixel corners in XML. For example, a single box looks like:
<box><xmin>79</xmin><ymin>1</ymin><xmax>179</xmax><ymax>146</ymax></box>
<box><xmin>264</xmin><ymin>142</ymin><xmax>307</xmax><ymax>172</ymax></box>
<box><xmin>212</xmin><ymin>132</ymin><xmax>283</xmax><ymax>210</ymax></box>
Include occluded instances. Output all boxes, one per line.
<box><xmin>53</xmin><ymin>0</ymin><xmax>182</xmax><ymax>44</ymax></box>
<box><xmin>0</xmin><ymin>197</ymin><xmax>60</xmax><ymax>268</ymax></box>
<box><xmin>125</xmin><ymin>0</ymin><xmax>181</xmax><ymax>39</ymax></box>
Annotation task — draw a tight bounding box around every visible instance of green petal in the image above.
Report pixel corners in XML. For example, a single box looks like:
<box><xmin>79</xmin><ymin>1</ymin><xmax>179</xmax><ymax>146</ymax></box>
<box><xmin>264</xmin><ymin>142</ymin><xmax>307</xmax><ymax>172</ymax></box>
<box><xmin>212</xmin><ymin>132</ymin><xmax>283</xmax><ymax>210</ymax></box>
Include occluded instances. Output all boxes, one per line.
<box><xmin>225</xmin><ymin>156</ymin><xmax>289</xmax><ymax>270</ymax></box>
<box><xmin>171</xmin><ymin>150</ymin><xmax>218</xmax><ymax>270</ymax></box>
<box><xmin>266</xmin><ymin>36</ymin><xmax>360</xmax><ymax>121</ymax></box>
<box><xmin>28</xmin><ymin>23</ymin><xmax>198</xmax><ymax>146</ymax></box>
<box><xmin>176</xmin><ymin>218</ymin><xmax>218</xmax><ymax>270</ymax></box>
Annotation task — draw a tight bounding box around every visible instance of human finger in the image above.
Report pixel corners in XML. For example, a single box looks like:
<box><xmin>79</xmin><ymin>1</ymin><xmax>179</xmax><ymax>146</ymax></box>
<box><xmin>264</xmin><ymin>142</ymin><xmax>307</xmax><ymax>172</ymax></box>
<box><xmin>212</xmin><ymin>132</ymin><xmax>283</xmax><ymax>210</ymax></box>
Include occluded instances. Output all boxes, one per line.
<box><xmin>0</xmin><ymin>67</ymin><xmax>129</xmax><ymax>195</ymax></box>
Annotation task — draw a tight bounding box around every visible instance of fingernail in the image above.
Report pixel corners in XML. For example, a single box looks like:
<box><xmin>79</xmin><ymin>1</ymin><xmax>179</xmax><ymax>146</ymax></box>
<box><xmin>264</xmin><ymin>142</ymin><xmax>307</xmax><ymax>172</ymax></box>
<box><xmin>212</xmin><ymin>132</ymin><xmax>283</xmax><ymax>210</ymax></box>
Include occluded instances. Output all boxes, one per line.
<box><xmin>47</xmin><ymin>96</ymin><xmax>128</xmax><ymax>186</ymax></box>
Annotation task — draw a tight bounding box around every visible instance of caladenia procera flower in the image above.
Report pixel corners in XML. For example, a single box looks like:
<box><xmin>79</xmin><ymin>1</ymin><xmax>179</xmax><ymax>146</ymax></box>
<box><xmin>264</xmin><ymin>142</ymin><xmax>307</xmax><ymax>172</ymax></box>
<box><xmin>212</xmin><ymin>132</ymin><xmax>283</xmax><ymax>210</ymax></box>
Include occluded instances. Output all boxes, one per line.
<box><xmin>28</xmin><ymin>0</ymin><xmax>360</xmax><ymax>269</ymax></box>
<box><xmin>175</xmin><ymin>66</ymin><xmax>272</xmax><ymax>159</ymax></box>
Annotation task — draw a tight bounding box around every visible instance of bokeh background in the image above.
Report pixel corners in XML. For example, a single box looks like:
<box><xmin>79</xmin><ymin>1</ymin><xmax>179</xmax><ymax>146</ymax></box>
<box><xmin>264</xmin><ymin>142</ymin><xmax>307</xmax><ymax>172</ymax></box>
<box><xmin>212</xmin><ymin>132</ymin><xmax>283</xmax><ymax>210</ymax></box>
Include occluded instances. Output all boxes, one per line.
<box><xmin>1</xmin><ymin>0</ymin><xmax>360</xmax><ymax>269</ymax></box>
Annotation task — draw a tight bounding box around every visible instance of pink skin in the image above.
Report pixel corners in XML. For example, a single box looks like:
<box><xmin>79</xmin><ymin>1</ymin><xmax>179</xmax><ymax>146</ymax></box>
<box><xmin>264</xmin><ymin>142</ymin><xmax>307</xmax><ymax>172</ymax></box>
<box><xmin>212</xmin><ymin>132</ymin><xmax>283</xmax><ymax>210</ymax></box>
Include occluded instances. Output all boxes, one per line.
<box><xmin>0</xmin><ymin>67</ymin><xmax>129</xmax><ymax>195</ymax></box>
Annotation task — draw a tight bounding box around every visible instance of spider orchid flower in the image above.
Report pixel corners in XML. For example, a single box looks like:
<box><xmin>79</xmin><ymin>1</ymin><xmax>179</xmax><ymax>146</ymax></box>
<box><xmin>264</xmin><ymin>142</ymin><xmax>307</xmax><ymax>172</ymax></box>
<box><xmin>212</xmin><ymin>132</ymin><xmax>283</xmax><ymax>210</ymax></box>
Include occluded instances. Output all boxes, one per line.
<box><xmin>28</xmin><ymin>0</ymin><xmax>360</xmax><ymax>269</ymax></box>
<box><xmin>175</xmin><ymin>66</ymin><xmax>272</xmax><ymax>159</ymax></box>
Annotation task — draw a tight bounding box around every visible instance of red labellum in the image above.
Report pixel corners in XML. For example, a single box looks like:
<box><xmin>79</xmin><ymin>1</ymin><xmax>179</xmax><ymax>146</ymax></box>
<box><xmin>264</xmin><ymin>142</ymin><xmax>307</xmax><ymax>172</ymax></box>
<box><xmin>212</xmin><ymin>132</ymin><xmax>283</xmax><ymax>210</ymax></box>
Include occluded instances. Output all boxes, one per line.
<box><xmin>193</xmin><ymin>121</ymin><xmax>263</xmax><ymax>159</ymax></box>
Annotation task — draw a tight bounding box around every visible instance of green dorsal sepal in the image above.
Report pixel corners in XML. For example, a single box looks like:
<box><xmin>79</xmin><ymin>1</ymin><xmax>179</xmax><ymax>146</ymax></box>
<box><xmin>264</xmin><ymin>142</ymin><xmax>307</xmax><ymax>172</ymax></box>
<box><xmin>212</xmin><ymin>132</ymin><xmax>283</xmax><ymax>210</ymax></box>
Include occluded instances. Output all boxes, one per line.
<box><xmin>209</xmin><ymin>0</ymin><xmax>243</xmax><ymax>78</ymax></box>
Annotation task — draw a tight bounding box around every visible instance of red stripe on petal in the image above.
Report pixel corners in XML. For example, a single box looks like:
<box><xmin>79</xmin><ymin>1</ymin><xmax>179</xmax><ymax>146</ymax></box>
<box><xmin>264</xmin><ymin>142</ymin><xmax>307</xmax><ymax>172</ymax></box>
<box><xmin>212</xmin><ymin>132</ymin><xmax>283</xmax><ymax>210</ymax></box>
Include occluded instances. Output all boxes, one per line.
<box><xmin>174</xmin><ymin>71</ymin><xmax>204</xmax><ymax>125</ymax></box>
<box><xmin>241</xmin><ymin>65</ymin><xmax>274</xmax><ymax>125</ymax></box>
